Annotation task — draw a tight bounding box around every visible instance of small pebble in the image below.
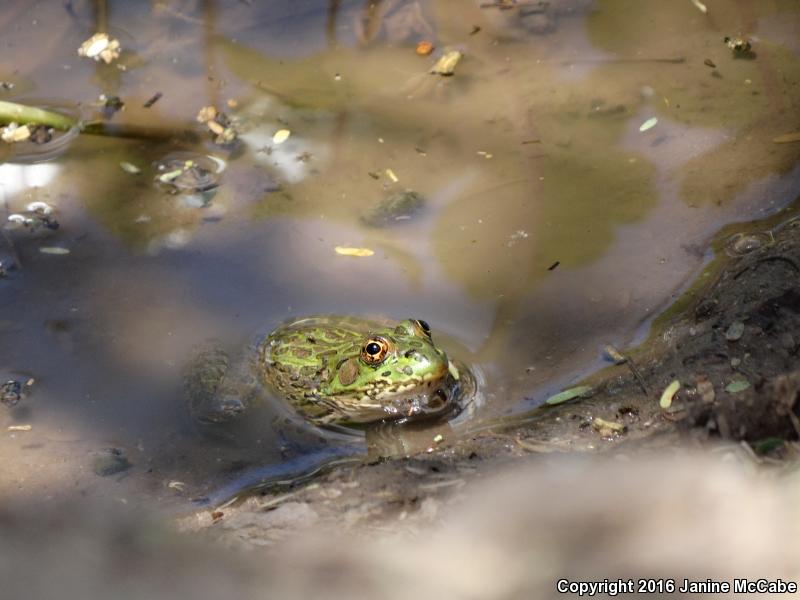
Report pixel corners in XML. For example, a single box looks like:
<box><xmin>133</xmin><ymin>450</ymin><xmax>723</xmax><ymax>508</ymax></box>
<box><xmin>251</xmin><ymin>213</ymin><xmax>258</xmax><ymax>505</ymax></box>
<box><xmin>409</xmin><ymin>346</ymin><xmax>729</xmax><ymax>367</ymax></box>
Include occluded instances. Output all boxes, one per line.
<box><xmin>725</xmin><ymin>321</ymin><xmax>745</xmax><ymax>341</ymax></box>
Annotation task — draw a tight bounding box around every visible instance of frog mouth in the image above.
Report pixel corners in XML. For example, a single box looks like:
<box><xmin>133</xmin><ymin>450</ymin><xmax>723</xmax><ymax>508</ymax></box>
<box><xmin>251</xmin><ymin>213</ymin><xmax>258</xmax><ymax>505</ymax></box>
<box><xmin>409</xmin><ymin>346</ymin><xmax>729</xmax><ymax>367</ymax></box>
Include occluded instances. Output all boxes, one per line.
<box><xmin>379</xmin><ymin>372</ymin><xmax>460</xmax><ymax>420</ymax></box>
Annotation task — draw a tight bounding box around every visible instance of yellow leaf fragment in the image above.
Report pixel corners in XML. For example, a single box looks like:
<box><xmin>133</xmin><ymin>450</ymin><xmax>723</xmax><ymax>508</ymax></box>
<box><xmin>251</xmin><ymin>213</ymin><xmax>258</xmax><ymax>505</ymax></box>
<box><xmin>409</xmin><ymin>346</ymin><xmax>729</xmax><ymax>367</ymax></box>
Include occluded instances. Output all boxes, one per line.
<box><xmin>334</xmin><ymin>246</ymin><xmax>374</xmax><ymax>257</ymax></box>
<box><xmin>690</xmin><ymin>0</ymin><xmax>707</xmax><ymax>14</ymax></box>
<box><xmin>659</xmin><ymin>379</ymin><xmax>681</xmax><ymax>409</ymax></box>
<box><xmin>385</xmin><ymin>168</ymin><xmax>399</xmax><ymax>182</ymax></box>
<box><xmin>639</xmin><ymin>117</ymin><xmax>658</xmax><ymax>132</ymax></box>
<box><xmin>273</xmin><ymin>129</ymin><xmax>291</xmax><ymax>144</ymax></box>
<box><xmin>7</xmin><ymin>425</ymin><xmax>32</xmax><ymax>431</ymax></box>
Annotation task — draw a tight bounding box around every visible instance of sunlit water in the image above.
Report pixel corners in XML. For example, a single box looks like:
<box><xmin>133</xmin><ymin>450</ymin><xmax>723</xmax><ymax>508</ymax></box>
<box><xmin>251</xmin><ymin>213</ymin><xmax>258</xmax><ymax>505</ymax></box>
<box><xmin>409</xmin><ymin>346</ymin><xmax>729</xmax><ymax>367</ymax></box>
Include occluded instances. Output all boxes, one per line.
<box><xmin>0</xmin><ymin>0</ymin><xmax>798</xmax><ymax>506</ymax></box>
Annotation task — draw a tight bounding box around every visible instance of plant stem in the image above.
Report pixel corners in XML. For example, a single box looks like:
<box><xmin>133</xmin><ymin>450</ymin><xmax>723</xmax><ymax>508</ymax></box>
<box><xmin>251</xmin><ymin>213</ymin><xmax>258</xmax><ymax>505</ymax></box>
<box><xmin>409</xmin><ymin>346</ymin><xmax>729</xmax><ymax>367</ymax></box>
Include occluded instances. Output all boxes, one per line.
<box><xmin>0</xmin><ymin>100</ymin><xmax>77</xmax><ymax>130</ymax></box>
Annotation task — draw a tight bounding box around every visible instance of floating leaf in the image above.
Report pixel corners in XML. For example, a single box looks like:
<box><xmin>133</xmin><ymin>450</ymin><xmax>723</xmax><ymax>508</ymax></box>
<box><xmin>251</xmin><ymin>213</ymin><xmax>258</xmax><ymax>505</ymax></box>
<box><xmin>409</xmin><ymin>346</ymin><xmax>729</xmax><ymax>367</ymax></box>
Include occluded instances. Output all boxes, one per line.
<box><xmin>545</xmin><ymin>385</ymin><xmax>592</xmax><ymax>405</ymax></box>
<box><xmin>385</xmin><ymin>168</ymin><xmax>399</xmax><ymax>182</ymax></box>
<box><xmin>119</xmin><ymin>161</ymin><xmax>141</xmax><ymax>174</ymax></box>
<box><xmin>773</xmin><ymin>132</ymin><xmax>800</xmax><ymax>144</ymax></box>
<box><xmin>7</xmin><ymin>424</ymin><xmax>31</xmax><ymax>431</ymax></box>
<box><xmin>659</xmin><ymin>379</ymin><xmax>680</xmax><ymax>409</ymax></box>
<box><xmin>639</xmin><ymin>117</ymin><xmax>658</xmax><ymax>132</ymax></box>
<box><xmin>272</xmin><ymin>129</ymin><xmax>291</xmax><ymax>144</ymax></box>
<box><xmin>39</xmin><ymin>246</ymin><xmax>70</xmax><ymax>255</ymax></box>
<box><xmin>334</xmin><ymin>246</ymin><xmax>374</xmax><ymax>257</ymax></box>
<box><xmin>725</xmin><ymin>379</ymin><xmax>750</xmax><ymax>393</ymax></box>
<box><xmin>690</xmin><ymin>0</ymin><xmax>707</xmax><ymax>13</ymax></box>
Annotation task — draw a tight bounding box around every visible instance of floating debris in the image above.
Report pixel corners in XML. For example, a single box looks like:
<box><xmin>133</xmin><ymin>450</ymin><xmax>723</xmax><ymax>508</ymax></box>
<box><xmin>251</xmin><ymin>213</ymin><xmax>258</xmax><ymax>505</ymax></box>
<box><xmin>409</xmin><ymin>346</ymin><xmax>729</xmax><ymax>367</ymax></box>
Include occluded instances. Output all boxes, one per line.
<box><xmin>547</xmin><ymin>261</ymin><xmax>560</xmax><ymax>271</ymax></box>
<box><xmin>154</xmin><ymin>153</ymin><xmax>223</xmax><ymax>194</ymax></box>
<box><xmin>272</xmin><ymin>129</ymin><xmax>291</xmax><ymax>145</ymax></box>
<box><xmin>773</xmin><ymin>132</ymin><xmax>800</xmax><ymax>144</ymax></box>
<box><xmin>416</xmin><ymin>41</ymin><xmax>434</xmax><ymax>56</ymax></box>
<box><xmin>385</xmin><ymin>168</ymin><xmax>399</xmax><ymax>183</ymax></box>
<box><xmin>725</xmin><ymin>321</ymin><xmax>745</xmax><ymax>341</ymax></box>
<box><xmin>725</xmin><ymin>379</ymin><xmax>750</xmax><ymax>394</ymax></box>
<box><xmin>196</xmin><ymin>105</ymin><xmax>237</xmax><ymax>145</ymax></box>
<box><xmin>119</xmin><ymin>161</ymin><xmax>141</xmax><ymax>174</ymax></box>
<box><xmin>5</xmin><ymin>202</ymin><xmax>59</xmax><ymax>232</ymax></box>
<box><xmin>433</xmin><ymin>433</ymin><xmax>444</xmax><ymax>444</ymax></box>
<box><xmin>724</xmin><ymin>35</ymin><xmax>753</xmax><ymax>57</ymax></box>
<box><xmin>724</xmin><ymin>231</ymin><xmax>773</xmax><ymax>256</ymax></box>
<box><xmin>77</xmin><ymin>32</ymin><xmax>121</xmax><ymax>64</ymax></box>
<box><xmin>1</xmin><ymin>380</ymin><xmax>23</xmax><ymax>407</ymax></box>
<box><xmin>334</xmin><ymin>246</ymin><xmax>374</xmax><ymax>257</ymax></box>
<box><xmin>430</xmin><ymin>49</ymin><xmax>462</xmax><ymax>76</ymax></box>
<box><xmin>690</xmin><ymin>0</ymin><xmax>708</xmax><ymax>13</ymax></box>
<box><xmin>638</xmin><ymin>117</ymin><xmax>658</xmax><ymax>132</ymax></box>
<box><xmin>659</xmin><ymin>380</ymin><xmax>680</xmax><ymax>409</ymax></box>
<box><xmin>39</xmin><ymin>247</ymin><xmax>70</xmax><ymax>255</ymax></box>
<box><xmin>168</xmin><ymin>480</ymin><xmax>186</xmax><ymax>491</ymax></box>
<box><xmin>92</xmin><ymin>447</ymin><xmax>131</xmax><ymax>476</ymax></box>
<box><xmin>143</xmin><ymin>92</ymin><xmax>163</xmax><ymax>108</ymax></box>
<box><xmin>7</xmin><ymin>424</ymin><xmax>31</xmax><ymax>431</ymax></box>
<box><xmin>1</xmin><ymin>123</ymin><xmax>30</xmax><ymax>143</ymax></box>
<box><xmin>98</xmin><ymin>94</ymin><xmax>124</xmax><ymax>114</ymax></box>
<box><xmin>592</xmin><ymin>417</ymin><xmax>625</xmax><ymax>437</ymax></box>
<box><xmin>545</xmin><ymin>385</ymin><xmax>592</xmax><ymax>406</ymax></box>
<box><xmin>704</xmin><ymin>58</ymin><xmax>716</xmax><ymax>68</ymax></box>
<box><xmin>361</xmin><ymin>190</ymin><xmax>424</xmax><ymax>227</ymax></box>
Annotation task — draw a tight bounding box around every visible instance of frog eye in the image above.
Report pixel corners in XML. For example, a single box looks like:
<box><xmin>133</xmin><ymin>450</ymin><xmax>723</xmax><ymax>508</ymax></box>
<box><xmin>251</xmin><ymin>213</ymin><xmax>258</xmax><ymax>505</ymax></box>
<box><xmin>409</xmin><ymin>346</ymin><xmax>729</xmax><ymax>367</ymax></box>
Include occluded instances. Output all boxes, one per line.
<box><xmin>361</xmin><ymin>337</ymin><xmax>390</xmax><ymax>365</ymax></box>
<box><xmin>413</xmin><ymin>319</ymin><xmax>432</xmax><ymax>338</ymax></box>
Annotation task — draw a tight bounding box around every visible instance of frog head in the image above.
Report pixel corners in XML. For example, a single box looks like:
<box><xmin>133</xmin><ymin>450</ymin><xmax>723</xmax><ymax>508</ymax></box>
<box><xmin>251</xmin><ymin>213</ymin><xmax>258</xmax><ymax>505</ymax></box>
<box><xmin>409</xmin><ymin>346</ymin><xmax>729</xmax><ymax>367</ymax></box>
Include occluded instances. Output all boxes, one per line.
<box><xmin>323</xmin><ymin>318</ymin><xmax>458</xmax><ymax>423</ymax></box>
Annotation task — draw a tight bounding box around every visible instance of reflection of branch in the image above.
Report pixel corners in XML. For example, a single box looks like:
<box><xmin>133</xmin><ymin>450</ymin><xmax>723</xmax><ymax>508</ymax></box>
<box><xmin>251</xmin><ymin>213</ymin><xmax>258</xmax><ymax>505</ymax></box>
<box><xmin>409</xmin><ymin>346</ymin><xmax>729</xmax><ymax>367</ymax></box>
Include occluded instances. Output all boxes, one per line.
<box><xmin>0</xmin><ymin>190</ymin><xmax>22</xmax><ymax>270</ymax></box>
<box><xmin>93</xmin><ymin>0</ymin><xmax>108</xmax><ymax>33</ymax></box>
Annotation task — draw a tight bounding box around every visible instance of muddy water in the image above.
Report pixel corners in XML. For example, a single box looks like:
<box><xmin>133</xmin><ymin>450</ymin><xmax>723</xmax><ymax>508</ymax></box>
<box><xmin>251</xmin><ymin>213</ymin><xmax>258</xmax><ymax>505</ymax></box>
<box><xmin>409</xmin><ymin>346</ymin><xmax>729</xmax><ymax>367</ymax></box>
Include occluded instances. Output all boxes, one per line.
<box><xmin>0</xmin><ymin>0</ymin><xmax>798</xmax><ymax>505</ymax></box>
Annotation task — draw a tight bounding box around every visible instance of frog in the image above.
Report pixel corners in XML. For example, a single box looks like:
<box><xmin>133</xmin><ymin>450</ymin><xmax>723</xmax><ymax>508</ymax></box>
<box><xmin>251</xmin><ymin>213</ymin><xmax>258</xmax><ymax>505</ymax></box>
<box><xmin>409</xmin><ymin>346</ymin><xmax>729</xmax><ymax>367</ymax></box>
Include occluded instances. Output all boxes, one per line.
<box><xmin>184</xmin><ymin>316</ymin><xmax>468</xmax><ymax>428</ymax></box>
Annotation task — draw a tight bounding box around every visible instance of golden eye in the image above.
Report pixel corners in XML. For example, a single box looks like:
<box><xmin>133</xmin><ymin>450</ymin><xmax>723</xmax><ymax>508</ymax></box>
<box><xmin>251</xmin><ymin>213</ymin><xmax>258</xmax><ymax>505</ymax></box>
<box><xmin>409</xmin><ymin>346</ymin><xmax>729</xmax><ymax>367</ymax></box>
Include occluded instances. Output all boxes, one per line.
<box><xmin>413</xmin><ymin>319</ymin><xmax>432</xmax><ymax>338</ymax></box>
<box><xmin>361</xmin><ymin>337</ymin><xmax>390</xmax><ymax>365</ymax></box>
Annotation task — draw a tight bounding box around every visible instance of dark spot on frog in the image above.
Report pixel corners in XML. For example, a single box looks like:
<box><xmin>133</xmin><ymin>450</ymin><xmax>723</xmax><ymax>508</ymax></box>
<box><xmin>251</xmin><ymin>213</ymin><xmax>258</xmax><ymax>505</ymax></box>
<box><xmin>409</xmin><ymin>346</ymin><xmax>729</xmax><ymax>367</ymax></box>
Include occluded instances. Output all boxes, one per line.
<box><xmin>403</xmin><ymin>366</ymin><xmax>413</xmax><ymax>376</ymax></box>
<box><xmin>338</xmin><ymin>358</ymin><xmax>359</xmax><ymax>386</ymax></box>
<box><xmin>381</xmin><ymin>370</ymin><xmax>391</xmax><ymax>377</ymax></box>
<box><xmin>292</xmin><ymin>347</ymin><xmax>312</xmax><ymax>359</ymax></box>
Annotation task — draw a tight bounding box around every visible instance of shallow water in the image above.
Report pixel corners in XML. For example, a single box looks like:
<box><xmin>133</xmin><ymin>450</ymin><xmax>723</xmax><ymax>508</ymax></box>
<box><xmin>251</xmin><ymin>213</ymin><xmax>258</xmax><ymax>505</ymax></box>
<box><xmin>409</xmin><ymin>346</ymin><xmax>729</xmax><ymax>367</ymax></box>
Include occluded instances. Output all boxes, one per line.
<box><xmin>0</xmin><ymin>0</ymin><xmax>798</xmax><ymax>505</ymax></box>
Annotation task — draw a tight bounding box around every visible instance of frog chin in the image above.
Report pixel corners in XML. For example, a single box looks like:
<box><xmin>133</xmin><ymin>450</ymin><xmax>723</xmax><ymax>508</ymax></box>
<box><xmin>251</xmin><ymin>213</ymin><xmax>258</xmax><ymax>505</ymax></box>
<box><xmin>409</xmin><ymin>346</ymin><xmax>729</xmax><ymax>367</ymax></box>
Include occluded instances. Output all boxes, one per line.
<box><xmin>380</xmin><ymin>373</ymin><xmax>458</xmax><ymax>419</ymax></box>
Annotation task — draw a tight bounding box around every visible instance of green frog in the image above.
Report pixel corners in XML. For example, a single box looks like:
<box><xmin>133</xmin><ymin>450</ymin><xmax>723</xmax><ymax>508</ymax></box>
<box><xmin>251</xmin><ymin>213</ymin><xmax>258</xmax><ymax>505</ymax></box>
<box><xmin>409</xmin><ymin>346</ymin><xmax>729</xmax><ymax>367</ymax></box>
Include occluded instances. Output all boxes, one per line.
<box><xmin>184</xmin><ymin>316</ymin><xmax>468</xmax><ymax>428</ymax></box>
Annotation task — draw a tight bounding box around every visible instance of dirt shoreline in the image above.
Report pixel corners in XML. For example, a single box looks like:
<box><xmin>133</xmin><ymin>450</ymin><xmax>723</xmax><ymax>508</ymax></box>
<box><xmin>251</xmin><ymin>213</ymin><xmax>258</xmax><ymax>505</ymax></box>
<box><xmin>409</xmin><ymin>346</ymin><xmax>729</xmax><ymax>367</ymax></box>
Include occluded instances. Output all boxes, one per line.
<box><xmin>177</xmin><ymin>201</ymin><xmax>800</xmax><ymax>546</ymax></box>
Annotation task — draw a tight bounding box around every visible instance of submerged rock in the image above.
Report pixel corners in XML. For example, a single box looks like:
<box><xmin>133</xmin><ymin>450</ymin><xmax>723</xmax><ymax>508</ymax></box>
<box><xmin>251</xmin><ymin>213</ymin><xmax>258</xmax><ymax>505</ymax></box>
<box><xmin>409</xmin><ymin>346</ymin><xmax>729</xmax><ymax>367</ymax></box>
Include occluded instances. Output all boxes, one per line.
<box><xmin>360</xmin><ymin>191</ymin><xmax>424</xmax><ymax>227</ymax></box>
